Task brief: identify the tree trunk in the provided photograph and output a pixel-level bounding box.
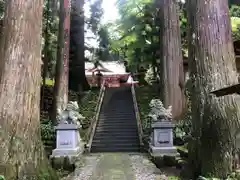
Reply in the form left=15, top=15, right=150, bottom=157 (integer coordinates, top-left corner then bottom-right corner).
left=69, top=0, right=90, bottom=92
left=187, top=0, right=240, bottom=178
left=41, top=0, right=51, bottom=110
left=159, top=0, right=185, bottom=119
left=52, top=0, right=71, bottom=123
left=0, top=0, right=53, bottom=179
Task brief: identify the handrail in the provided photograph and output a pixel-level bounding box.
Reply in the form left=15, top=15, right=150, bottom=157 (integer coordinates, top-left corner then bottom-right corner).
left=131, top=83, right=144, bottom=149
left=85, top=80, right=106, bottom=152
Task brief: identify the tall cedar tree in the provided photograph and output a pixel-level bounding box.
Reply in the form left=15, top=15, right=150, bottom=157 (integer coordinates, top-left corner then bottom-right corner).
left=52, top=0, right=71, bottom=123
left=0, top=0, right=55, bottom=179
left=158, top=0, right=185, bottom=119
left=69, top=0, right=90, bottom=92
left=187, top=0, right=240, bottom=178
left=41, top=0, right=51, bottom=110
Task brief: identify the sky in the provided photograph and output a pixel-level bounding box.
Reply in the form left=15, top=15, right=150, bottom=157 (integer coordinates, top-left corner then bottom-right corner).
left=84, top=0, right=119, bottom=53
left=102, top=0, right=119, bottom=24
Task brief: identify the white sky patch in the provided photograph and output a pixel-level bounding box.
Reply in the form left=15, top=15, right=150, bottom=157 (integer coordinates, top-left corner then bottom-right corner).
left=102, top=0, right=119, bottom=24
left=84, top=0, right=119, bottom=53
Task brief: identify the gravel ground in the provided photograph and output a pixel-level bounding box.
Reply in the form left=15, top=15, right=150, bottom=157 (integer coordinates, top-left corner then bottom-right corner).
left=89, top=153, right=135, bottom=180
left=61, top=154, right=101, bottom=180
left=129, top=154, right=167, bottom=180
left=61, top=153, right=170, bottom=180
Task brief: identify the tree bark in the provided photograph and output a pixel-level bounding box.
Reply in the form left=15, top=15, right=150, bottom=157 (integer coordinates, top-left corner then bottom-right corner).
left=187, top=0, right=240, bottom=178
left=0, top=0, right=52, bottom=179
left=69, top=0, right=90, bottom=92
left=158, top=0, right=185, bottom=119
left=52, top=0, right=71, bottom=123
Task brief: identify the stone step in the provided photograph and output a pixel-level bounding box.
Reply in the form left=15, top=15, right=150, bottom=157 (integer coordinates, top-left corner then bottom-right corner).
left=97, top=122, right=137, bottom=127
left=95, top=128, right=138, bottom=133
left=92, top=138, right=139, bottom=144
left=91, top=143, right=140, bottom=149
left=97, top=121, right=137, bottom=125
left=96, top=122, right=137, bottom=126
left=98, top=119, right=136, bottom=123
left=98, top=116, right=136, bottom=120
left=101, top=107, right=135, bottom=111
left=99, top=112, right=135, bottom=116
left=91, top=142, right=140, bottom=148
left=91, top=86, right=140, bottom=153
left=94, top=131, right=138, bottom=137
left=91, top=145, right=140, bottom=153
left=93, top=132, right=138, bottom=138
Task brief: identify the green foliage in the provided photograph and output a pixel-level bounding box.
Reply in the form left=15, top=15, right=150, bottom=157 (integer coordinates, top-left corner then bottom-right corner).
left=144, top=66, right=158, bottom=85
left=35, top=161, right=59, bottom=180
left=135, top=85, right=159, bottom=144
left=230, top=5, right=240, bottom=17
left=231, top=17, right=240, bottom=40
left=173, top=119, right=192, bottom=145
left=167, top=176, right=180, bottom=180
left=41, top=78, right=54, bottom=86
left=40, top=112, right=55, bottom=157
left=196, top=171, right=240, bottom=180
left=42, top=0, right=58, bottom=78
left=87, top=0, right=113, bottom=62
left=110, top=0, right=160, bottom=72
left=108, top=1, right=240, bottom=72
left=89, top=0, right=104, bottom=35
left=173, top=80, right=192, bottom=145
left=79, top=89, right=99, bottom=140
left=40, top=118, right=55, bottom=142
left=0, top=175, right=5, bottom=180
left=0, top=0, right=4, bottom=19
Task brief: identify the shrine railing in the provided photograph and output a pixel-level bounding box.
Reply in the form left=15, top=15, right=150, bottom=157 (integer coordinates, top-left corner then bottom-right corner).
left=131, top=83, right=144, bottom=150
left=85, top=80, right=106, bottom=152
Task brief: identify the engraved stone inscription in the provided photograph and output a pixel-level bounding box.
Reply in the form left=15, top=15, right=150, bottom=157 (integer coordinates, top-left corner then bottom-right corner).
left=60, top=141, right=72, bottom=146
left=158, top=132, right=170, bottom=144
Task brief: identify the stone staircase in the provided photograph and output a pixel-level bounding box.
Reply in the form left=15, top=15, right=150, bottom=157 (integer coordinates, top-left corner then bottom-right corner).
left=90, top=86, right=140, bottom=152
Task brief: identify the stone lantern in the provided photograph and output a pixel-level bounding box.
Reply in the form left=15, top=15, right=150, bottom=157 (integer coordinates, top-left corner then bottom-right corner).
left=51, top=101, right=84, bottom=159
left=148, top=99, right=179, bottom=157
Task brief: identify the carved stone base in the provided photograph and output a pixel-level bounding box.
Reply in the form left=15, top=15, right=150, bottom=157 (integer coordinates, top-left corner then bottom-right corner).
left=52, top=146, right=81, bottom=157
left=149, top=145, right=179, bottom=157
left=51, top=123, right=83, bottom=159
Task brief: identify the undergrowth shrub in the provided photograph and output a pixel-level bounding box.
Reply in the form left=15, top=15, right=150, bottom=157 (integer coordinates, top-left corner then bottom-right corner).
left=40, top=112, right=55, bottom=157
left=135, top=85, right=159, bottom=148
left=173, top=80, right=192, bottom=146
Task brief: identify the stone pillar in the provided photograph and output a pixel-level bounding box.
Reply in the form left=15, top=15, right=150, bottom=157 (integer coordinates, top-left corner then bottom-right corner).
left=149, top=119, right=179, bottom=157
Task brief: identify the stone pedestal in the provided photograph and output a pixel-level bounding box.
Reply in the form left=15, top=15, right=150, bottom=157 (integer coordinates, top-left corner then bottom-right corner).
left=51, top=124, right=83, bottom=159
left=149, top=121, right=179, bottom=157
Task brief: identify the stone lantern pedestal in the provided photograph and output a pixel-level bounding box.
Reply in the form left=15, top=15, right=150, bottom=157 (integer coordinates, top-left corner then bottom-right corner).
left=51, top=124, right=83, bottom=158
left=149, top=120, right=179, bottom=157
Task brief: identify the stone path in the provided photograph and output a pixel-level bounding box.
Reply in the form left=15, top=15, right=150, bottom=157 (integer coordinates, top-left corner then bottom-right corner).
left=62, top=153, right=170, bottom=180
